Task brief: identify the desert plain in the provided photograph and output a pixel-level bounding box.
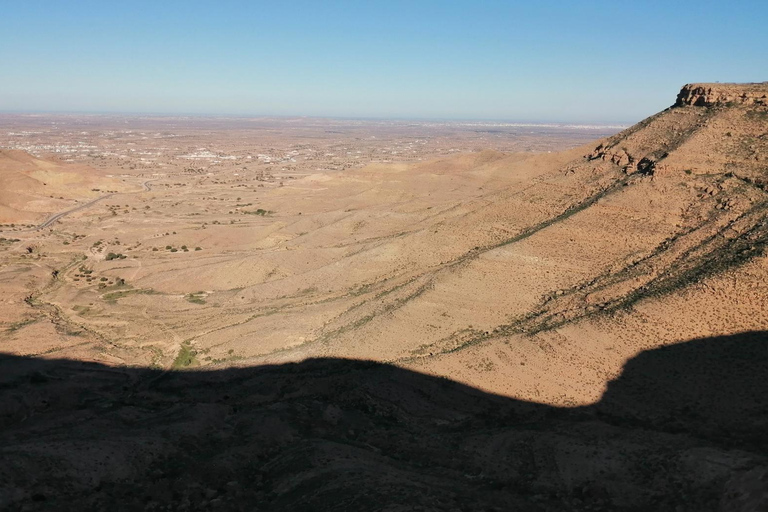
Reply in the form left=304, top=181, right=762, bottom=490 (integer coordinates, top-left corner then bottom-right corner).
left=0, top=114, right=641, bottom=400
left=1, top=93, right=765, bottom=404
left=1, top=84, right=767, bottom=510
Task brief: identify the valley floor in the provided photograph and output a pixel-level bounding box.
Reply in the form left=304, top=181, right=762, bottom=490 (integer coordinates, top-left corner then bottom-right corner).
left=1, top=103, right=767, bottom=408
left=1, top=94, right=767, bottom=509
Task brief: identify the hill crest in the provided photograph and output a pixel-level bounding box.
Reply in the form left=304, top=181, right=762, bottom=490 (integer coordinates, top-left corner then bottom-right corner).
left=675, top=81, right=768, bottom=107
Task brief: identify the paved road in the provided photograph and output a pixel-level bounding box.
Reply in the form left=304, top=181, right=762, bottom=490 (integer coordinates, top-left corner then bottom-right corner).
left=35, top=193, right=115, bottom=230
left=33, top=179, right=156, bottom=231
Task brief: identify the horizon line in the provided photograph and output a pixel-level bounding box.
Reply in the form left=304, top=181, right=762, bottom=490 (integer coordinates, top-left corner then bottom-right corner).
left=0, top=109, right=633, bottom=129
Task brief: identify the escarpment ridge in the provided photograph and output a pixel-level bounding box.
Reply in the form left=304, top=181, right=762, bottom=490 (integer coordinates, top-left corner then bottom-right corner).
left=676, top=82, right=768, bottom=107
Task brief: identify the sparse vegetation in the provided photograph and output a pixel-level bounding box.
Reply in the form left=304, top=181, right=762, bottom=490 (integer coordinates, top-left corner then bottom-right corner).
left=185, top=291, right=207, bottom=305
left=243, top=208, right=274, bottom=216
left=102, top=288, right=156, bottom=304
left=5, top=317, right=39, bottom=333
left=171, top=342, right=198, bottom=369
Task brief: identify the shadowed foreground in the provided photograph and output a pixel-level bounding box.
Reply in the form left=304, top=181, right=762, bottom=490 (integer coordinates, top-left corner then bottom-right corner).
left=1, top=332, right=767, bottom=511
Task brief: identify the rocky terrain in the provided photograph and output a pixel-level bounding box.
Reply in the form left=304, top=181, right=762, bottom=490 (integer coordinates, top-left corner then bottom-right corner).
left=676, top=82, right=768, bottom=107
left=1, top=83, right=767, bottom=510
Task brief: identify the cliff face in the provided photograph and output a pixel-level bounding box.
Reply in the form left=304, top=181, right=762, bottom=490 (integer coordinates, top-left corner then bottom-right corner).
left=586, top=81, right=768, bottom=181
left=675, top=82, right=768, bottom=106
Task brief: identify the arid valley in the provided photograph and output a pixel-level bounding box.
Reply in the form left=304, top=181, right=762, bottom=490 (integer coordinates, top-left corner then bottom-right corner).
left=1, top=84, right=767, bottom=510
left=0, top=114, right=626, bottom=383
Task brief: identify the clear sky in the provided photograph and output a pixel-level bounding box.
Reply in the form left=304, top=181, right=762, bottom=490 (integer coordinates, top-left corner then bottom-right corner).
left=1, top=0, right=766, bottom=123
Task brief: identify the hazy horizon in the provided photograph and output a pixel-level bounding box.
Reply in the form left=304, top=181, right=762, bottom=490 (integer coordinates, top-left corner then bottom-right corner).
left=0, top=109, right=631, bottom=128
left=2, top=1, right=766, bottom=123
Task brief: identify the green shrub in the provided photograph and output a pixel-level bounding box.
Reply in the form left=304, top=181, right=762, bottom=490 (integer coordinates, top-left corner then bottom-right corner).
left=172, top=343, right=197, bottom=369
left=185, top=292, right=206, bottom=305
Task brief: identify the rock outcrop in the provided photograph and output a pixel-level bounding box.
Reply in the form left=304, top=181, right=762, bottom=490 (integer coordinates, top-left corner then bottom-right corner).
left=675, top=82, right=768, bottom=107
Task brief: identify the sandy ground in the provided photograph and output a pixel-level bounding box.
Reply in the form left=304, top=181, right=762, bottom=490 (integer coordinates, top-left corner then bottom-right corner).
left=0, top=99, right=766, bottom=409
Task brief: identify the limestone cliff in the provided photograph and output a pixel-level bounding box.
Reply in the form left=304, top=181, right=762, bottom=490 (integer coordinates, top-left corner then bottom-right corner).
left=675, top=82, right=768, bottom=107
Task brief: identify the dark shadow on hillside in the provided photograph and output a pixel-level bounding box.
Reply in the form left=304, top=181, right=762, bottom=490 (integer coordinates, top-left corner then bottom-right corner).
left=1, top=331, right=766, bottom=511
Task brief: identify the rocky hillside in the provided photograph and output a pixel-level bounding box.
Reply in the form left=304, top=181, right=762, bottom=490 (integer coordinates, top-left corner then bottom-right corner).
left=402, top=81, right=768, bottom=405
left=508, top=81, right=768, bottom=334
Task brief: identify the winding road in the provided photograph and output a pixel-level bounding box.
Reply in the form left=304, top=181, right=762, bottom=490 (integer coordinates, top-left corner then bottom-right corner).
left=33, top=179, right=156, bottom=231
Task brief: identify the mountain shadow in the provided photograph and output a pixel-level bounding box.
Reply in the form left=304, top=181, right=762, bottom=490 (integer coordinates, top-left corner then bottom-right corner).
left=1, top=331, right=766, bottom=511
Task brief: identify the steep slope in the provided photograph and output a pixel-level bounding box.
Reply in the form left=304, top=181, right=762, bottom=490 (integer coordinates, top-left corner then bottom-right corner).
left=404, top=83, right=768, bottom=400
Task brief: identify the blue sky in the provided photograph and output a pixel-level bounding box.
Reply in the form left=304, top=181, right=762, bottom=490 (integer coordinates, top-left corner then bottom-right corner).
left=1, top=0, right=766, bottom=123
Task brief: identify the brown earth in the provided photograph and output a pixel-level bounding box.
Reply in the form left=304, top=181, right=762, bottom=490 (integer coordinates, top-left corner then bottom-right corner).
left=1, top=83, right=767, bottom=510
left=0, top=149, right=130, bottom=224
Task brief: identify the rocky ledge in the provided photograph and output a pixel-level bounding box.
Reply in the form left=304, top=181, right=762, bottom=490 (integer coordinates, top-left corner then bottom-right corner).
left=675, top=82, right=768, bottom=107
